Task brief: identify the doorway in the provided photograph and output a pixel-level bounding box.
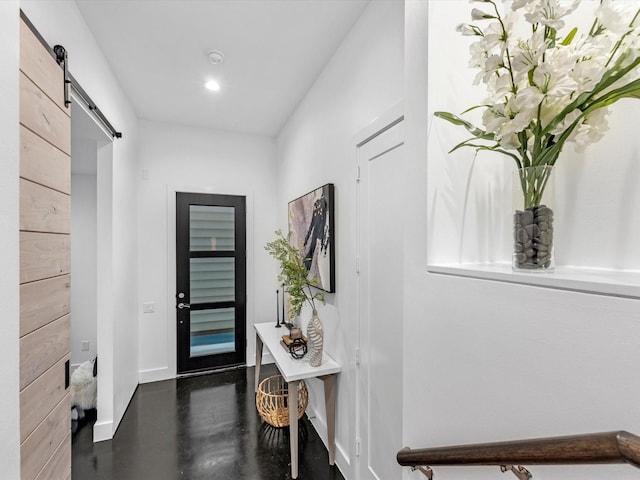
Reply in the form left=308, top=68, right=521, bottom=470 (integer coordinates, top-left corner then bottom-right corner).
left=70, top=97, right=106, bottom=371
left=176, top=192, right=247, bottom=373
left=70, top=93, right=113, bottom=444
left=356, top=112, right=404, bottom=480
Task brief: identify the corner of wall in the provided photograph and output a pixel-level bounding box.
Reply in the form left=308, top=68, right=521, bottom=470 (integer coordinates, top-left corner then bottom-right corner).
left=0, top=1, right=22, bottom=475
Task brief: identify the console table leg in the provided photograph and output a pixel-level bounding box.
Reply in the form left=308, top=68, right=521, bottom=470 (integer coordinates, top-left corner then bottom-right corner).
left=321, top=374, right=337, bottom=465
left=289, top=380, right=300, bottom=479
left=254, top=334, right=263, bottom=393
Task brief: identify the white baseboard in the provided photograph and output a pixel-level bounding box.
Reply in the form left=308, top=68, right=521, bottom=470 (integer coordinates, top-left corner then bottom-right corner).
left=335, top=440, right=350, bottom=475
left=139, top=358, right=273, bottom=384
left=261, top=351, right=274, bottom=365
left=307, top=405, right=351, bottom=476
left=138, top=366, right=172, bottom=384
left=92, top=420, right=113, bottom=442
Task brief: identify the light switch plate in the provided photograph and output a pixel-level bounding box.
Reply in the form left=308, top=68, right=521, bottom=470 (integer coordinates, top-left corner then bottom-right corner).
left=143, top=302, right=155, bottom=313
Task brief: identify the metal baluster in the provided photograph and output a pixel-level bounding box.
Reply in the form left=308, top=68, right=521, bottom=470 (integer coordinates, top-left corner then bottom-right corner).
left=501, top=465, right=533, bottom=480
left=411, top=465, right=434, bottom=479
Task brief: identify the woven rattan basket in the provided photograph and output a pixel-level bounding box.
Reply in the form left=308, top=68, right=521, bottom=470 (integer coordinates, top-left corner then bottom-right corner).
left=256, top=375, right=308, bottom=428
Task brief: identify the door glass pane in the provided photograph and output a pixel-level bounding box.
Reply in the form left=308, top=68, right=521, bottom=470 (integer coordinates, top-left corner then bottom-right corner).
left=190, top=258, right=235, bottom=303
left=190, top=205, right=235, bottom=251
left=190, top=308, right=235, bottom=357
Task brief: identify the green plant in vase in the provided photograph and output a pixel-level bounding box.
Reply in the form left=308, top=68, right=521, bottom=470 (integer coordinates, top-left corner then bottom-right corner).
left=265, top=230, right=325, bottom=320
left=266, top=230, right=327, bottom=366
left=435, top=0, right=640, bottom=270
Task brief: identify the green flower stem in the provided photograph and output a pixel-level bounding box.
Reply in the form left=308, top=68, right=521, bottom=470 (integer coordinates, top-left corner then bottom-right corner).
left=604, top=8, right=639, bottom=68
left=519, top=166, right=553, bottom=209
left=488, top=0, right=516, bottom=91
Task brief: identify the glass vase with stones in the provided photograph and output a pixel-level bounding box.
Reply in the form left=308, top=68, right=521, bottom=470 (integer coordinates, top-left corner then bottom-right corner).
left=513, top=165, right=555, bottom=272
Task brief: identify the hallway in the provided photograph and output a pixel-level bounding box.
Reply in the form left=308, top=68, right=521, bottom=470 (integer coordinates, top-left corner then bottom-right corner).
left=72, top=365, right=344, bottom=480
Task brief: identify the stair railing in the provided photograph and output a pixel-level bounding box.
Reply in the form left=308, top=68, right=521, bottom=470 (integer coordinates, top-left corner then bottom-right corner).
left=397, top=430, right=640, bottom=479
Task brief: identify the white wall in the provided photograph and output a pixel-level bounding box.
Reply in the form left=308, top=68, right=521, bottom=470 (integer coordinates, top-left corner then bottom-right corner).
left=0, top=1, right=21, bottom=475
left=402, top=2, right=640, bottom=480
left=71, top=172, right=98, bottom=367
left=21, top=0, right=140, bottom=441
left=136, top=119, right=277, bottom=382
left=276, top=1, right=404, bottom=477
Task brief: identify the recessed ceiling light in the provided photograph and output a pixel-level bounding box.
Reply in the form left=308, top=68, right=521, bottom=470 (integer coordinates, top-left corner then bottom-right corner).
left=205, top=79, right=221, bottom=92
left=208, top=51, right=224, bottom=65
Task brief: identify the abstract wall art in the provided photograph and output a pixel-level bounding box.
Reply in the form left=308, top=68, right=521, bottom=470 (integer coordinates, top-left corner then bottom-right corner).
left=288, top=183, right=335, bottom=293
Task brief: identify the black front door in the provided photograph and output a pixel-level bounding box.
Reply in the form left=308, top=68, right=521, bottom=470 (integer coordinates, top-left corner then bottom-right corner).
left=176, top=192, right=246, bottom=373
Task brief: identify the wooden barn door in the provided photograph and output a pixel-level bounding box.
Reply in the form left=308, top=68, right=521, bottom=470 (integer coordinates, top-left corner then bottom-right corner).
left=19, top=14, right=72, bottom=480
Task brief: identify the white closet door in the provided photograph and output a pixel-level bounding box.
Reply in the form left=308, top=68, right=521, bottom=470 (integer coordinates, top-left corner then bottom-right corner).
left=357, top=118, right=404, bottom=480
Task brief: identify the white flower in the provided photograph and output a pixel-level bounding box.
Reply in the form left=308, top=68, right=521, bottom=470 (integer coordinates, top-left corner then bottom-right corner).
left=439, top=0, right=640, bottom=177
left=468, top=40, right=486, bottom=66
left=571, top=56, right=607, bottom=94
left=571, top=109, right=610, bottom=152
left=514, top=86, right=545, bottom=112
left=471, top=8, right=494, bottom=20
left=481, top=20, right=507, bottom=51
left=489, top=72, right=513, bottom=97
left=532, top=54, right=578, bottom=97
left=511, top=30, right=548, bottom=76
left=501, top=132, right=522, bottom=149
left=539, top=96, right=569, bottom=130
left=508, top=108, right=535, bottom=134
left=482, top=104, right=507, bottom=134
left=549, top=109, right=581, bottom=136
left=594, top=0, right=637, bottom=37
left=523, top=0, right=581, bottom=30
left=482, top=54, right=503, bottom=81
left=456, top=23, right=483, bottom=36
left=512, top=0, right=534, bottom=11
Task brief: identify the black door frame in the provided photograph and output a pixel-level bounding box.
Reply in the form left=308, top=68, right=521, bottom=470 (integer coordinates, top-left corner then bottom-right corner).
left=176, top=192, right=246, bottom=373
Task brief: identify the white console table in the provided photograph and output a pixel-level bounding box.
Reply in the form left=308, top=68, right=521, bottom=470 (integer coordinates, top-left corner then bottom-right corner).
left=254, top=322, right=341, bottom=479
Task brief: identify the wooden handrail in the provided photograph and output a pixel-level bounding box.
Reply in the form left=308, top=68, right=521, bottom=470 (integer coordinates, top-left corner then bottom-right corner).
left=397, top=431, right=640, bottom=470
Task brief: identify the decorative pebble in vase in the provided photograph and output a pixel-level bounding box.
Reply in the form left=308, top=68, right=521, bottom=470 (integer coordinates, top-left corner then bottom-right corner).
left=307, top=309, right=323, bottom=367
left=513, top=165, right=555, bottom=272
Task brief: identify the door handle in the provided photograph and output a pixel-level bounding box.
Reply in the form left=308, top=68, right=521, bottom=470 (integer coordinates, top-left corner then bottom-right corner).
left=177, top=303, right=191, bottom=310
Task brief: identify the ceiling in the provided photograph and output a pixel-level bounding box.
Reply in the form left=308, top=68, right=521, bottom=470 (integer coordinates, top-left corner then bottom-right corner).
left=75, top=0, right=371, bottom=137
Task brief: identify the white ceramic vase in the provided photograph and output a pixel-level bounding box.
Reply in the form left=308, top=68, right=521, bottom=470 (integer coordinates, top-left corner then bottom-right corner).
left=306, top=309, right=323, bottom=367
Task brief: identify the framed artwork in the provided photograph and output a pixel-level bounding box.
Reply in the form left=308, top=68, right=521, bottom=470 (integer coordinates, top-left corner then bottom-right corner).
left=288, top=183, right=335, bottom=293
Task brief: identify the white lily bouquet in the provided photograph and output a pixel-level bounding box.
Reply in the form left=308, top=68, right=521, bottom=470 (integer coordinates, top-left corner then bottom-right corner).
left=436, top=0, right=640, bottom=270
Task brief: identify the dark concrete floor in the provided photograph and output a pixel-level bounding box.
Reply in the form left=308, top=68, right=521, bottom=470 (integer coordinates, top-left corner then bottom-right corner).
left=72, top=365, right=345, bottom=480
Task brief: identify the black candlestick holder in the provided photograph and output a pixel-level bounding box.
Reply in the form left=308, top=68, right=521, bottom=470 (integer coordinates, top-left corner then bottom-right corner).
left=275, top=289, right=282, bottom=328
